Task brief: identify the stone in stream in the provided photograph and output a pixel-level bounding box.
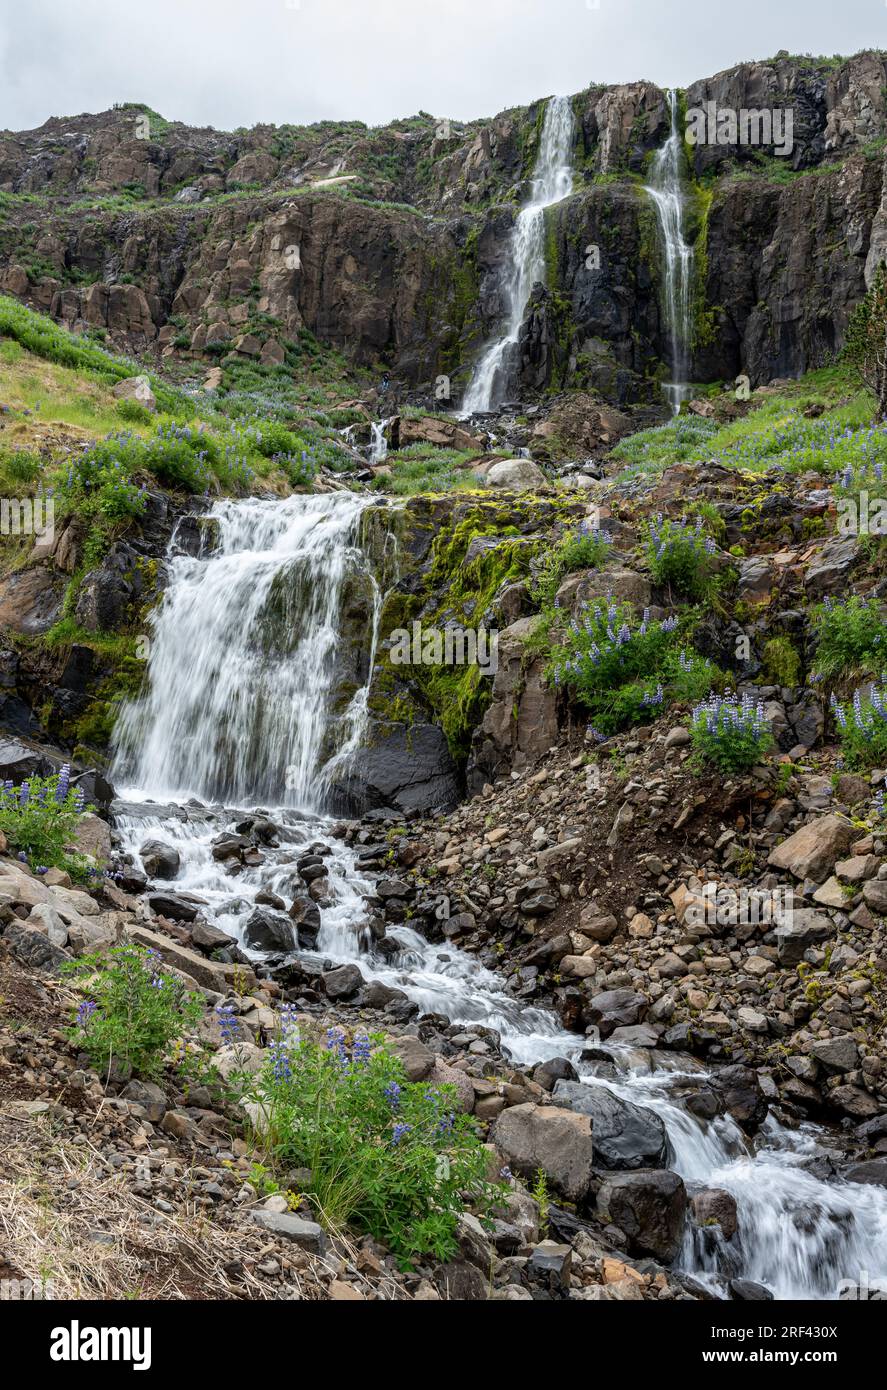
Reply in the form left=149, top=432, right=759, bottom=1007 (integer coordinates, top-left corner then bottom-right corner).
left=552, top=1081, right=670, bottom=1170
left=287, top=894, right=321, bottom=948
left=139, top=839, right=181, bottom=879
left=596, top=1170, right=687, bottom=1261
left=585, top=988, right=648, bottom=1039
left=243, top=908, right=296, bottom=953
left=147, top=891, right=200, bottom=922
left=322, top=962, right=364, bottom=1000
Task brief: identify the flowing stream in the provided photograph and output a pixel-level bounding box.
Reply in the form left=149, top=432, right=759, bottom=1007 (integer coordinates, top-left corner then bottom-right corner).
left=645, top=89, right=695, bottom=415
left=111, top=491, right=887, bottom=1301
left=461, top=95, right=574, bottom=415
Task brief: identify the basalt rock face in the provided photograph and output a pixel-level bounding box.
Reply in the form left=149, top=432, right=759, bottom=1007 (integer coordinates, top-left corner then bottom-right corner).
left=3, top=54, right=887, bottom=400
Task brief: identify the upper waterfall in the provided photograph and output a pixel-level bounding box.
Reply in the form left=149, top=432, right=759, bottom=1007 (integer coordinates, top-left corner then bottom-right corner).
left=111, top=492, right=380, bottom=811
left=645, top=89, right=695, bottom=414
left=461, top=95, right=575, bottom=415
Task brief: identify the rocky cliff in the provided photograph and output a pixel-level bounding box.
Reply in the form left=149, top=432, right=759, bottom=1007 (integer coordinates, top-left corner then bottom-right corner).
left=2, top=50, right=887, bottom=402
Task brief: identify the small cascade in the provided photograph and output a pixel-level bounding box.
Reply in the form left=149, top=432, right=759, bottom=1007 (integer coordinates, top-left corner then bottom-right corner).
left=462, top=95, right=575, bottom=415
left=368, top=419, right=390, bottom=464
left=645, top=89, right=695, bottom=414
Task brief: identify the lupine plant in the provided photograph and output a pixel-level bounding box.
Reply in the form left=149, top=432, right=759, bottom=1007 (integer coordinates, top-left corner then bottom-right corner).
left=644, top=514, right=718, bottom=598
left=251, top=1027, right=502, bottom=1265
left=809, top=595, right=887, bottom=683
left=830, top=684, right=887, bottom=769
left=548, top=597, right=721, bottom=732
left=690, top=691, right=774, bottom=773
left=66, top=944, right=204, bottom=1079
left=0, top=766, right=96, bottom=876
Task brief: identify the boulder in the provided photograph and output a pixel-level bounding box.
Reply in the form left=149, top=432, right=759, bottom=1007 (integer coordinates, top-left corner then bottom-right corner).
left=552, top=1081, right=670, bottom=1169
left=490, top=1103, right=596, bottom=1203
left=111, top=374, right=157, bottom=411
left=767, top=814, right=853, bottom=882
left=139, top=839, right=181, bottom=880
left=596, top=1169, right=687, bottom=1261
left=485, top=458, right=546, bottom=490
left=322, top=963, right=363, bottom=1000
left=774, top=908, right=834, bottom=965
left=586, top=988, right=647, bottom=1038
left=243, top=908, right=296, bottom=953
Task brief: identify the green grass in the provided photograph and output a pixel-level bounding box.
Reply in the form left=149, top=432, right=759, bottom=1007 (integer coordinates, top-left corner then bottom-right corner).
left=374, top=443, right=490, bottom=496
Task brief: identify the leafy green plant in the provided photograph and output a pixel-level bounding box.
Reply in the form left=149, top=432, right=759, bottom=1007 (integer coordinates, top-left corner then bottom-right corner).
left=0, top=767, right=97, bottom=877
left=66, top=944, right=204, bottom=1079
left=531, top=1168, right=549, bottom=1236
left=253, top=1027, right=502, bottom=1265
left=690, top=692, right=774, bottom=773
left=645, top=514, right=717, bottom=599
left=830, top=684, right=887, bottom=770
left=810, top=595, right=887, bottom=682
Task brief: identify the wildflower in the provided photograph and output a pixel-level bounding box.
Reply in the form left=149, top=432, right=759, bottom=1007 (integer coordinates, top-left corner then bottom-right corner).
left=268, top=1040, right=292, bottom=1083
left=215, top=1002, right=241, bottom=1043
left=391, top=1122, right=411, bottom=1145
left=76, top=999, right=97, bottom=1027
left=384, top=1081, right=402, bottom=1110
left=352, top=1032, right=372, bottom=1066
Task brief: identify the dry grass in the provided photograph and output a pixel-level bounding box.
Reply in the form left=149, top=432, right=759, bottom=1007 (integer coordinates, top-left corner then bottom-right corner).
left=0, top=1114, right=301, bottom=1300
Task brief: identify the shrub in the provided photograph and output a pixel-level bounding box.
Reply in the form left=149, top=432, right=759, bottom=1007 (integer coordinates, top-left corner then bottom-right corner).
left=0, top=766, right=97, bottom=876
left=811, top=595, right=887, bottom=683
left=549, top=600, right=679, bottom=704
left=115, top=398, right=152, bottom=425
left=555, top=519, right=613, bottom=575
left=842, top=260, right=887, bottom=421
left=66, top=944, right=204, bottom=1080
left=645, top=514, right=717, bottom=598
left=59, top=435, right=147, bottom=525
left=253, top=1027, right=501, bottom=1265
left=830, top=684, right=887, bottom=769
left=690, top=691, right=774, bottom=773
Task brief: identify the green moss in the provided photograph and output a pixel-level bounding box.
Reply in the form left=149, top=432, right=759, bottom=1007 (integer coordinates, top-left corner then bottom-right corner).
left=762, top=636, right=802, bottom=688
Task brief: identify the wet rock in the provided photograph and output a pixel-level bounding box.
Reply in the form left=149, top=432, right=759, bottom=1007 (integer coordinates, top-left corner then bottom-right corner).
left=596, top=1170, right=687, bottom=1262
left=147, top=891, right=199, bottom=922
left=323, top=963, right=364, bottom=1000
left=552, top=1081, right=670, bottom=1169
left=244, top=908, right=296, bottom=953
left=586, top=988, right=648, bottom=1039
left=139, top=839, right=181, bottom=880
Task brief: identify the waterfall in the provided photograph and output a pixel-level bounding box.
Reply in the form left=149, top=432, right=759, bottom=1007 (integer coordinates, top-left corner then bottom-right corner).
left=368, top=419, right=389, bottom=464
left=461, top=95, right=574, bottom=415
left=645, top=89, right=695, bottom=414
left=109, top=485, right=887, bottom=1302
left=112, top=492, right=380, bottom=812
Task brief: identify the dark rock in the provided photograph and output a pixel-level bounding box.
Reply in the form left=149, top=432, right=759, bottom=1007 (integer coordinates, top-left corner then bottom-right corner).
left=243, top=909, right=296, bottom=953
left=596, top=1169, right=687, bottom=1261
left=139, top=839, right=181, bottom=880
left=323, top=963, right=363, bottom=1000
left=552, top=1081, right=670, bottom=1170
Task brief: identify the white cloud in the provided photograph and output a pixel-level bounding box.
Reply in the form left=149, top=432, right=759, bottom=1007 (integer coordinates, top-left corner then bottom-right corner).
left=0, top=0, right=881, bottom=133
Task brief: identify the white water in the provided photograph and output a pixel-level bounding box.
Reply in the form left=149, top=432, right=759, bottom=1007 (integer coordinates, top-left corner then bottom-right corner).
left=369, top=420, right=389, bottom=464
left=645, top=90, right=694, bottom=415
left=461, top=96, right=574, bottom=415
left=112, top=492, right=380, bottom=811
left=112, top=491, right=887, bottom=1301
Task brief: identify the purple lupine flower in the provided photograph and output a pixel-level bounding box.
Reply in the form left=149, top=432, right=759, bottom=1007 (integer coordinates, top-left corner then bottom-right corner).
left=384, top=1081, right=402, bottom=1110
left=215, top=1002, right=241, bottom=1043
left=391, top=1122, right=412, bottom=1145
left=76, top=999, right=97, bottom=1027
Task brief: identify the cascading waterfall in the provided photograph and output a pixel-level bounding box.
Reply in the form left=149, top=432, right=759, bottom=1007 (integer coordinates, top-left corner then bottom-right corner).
left=112, top=491, right=380, bottom=811
left=461, top=95, right=574, bottom=415
left=368, top=419, right=390, bottom=464
left=645, top=89, right=695, bottom=415
left=111, top=487, right=887, bottom=1301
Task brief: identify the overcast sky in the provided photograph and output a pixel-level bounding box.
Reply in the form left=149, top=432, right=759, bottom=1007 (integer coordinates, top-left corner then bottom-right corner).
left=1, top=0, right=885, bottom=133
